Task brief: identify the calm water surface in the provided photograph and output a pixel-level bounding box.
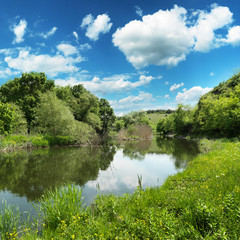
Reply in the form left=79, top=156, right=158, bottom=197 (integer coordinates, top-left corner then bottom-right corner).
left=0, top=137, right=199, bottom=216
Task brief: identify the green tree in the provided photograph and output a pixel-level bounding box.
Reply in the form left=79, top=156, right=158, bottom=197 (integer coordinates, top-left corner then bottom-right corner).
left=0, top=102, right=27, bottom=135
left=55, top=85, right=101, bottom=131
left=34, top=92, right=76, bottom=137
left=99, top=98, right=115, bottom=135
left=0, top=72, right=55, bottom=131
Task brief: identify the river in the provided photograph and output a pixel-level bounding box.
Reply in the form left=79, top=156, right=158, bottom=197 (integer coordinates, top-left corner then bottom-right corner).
left=0, top=137, right=199, bottom=217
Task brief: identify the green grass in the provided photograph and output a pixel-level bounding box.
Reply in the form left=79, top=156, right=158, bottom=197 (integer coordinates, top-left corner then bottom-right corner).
left=147, top=113, right=170, bottom=133
left=2, top=140, right=240, bottom=239
left=0, top=201, right=21, bottom=239
left=0, top=134, right=79, bottom=151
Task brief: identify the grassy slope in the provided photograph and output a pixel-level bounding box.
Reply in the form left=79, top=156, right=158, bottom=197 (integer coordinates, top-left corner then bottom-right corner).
left=147, top=113, right=170, bottom=133
left=16, top=139, right=240, bottom=240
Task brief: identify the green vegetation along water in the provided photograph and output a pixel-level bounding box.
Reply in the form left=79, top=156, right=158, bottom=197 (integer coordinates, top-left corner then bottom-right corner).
left=0, top=137, right=199, bottom=217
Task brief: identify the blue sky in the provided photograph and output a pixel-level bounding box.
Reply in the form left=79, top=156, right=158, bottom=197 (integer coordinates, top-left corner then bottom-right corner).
left=0, top=0, right=240, bottom=115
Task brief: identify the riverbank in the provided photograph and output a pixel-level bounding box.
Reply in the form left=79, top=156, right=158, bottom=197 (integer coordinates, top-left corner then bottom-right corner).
left=1, top=139, right=239, bottom=239
left=0, top=134, right=101, bottom=152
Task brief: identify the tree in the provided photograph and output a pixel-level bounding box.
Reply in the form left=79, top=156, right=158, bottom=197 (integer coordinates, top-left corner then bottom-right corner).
left=55, top=85, right=101, bottom=131
left=0, top=72, right=55, bottom=131
left=35, top=92, right=76, bottom=137
left=0, top=102, right=27, bottom=135
left=99, top=98, right=115, bottom=135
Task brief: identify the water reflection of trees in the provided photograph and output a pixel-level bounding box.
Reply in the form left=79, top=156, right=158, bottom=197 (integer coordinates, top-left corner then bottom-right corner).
left=119, top=137, right=200, bottom=168
left=0, top=145, right=115, bottom=201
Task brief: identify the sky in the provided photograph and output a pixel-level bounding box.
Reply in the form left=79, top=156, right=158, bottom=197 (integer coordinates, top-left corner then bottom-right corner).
left=0, top=0, right=240, bottom=115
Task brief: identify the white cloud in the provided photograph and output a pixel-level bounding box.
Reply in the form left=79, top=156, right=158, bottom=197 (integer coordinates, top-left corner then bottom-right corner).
left=55, top=75, right=153, bottom=94
left=57, top=43, right=78, bottom=56
left=119, top=91, right=154, bottom=104
left=135, top=6, right=143, bottom=17
left=113, top=4, right=237, bottom=68
left=176, top=86, right=212, bottom=103
left=224, top=25, right=240, bottom=46
left=164, top=94, right=170, bottom=99
left=0, top=67, right=20, bottom=79
left=81, top=14, right=112, bottom=41
left=192, top=5, right=233, bottom=52
left=113, top=5, right=194, bottom=68
left=109, top=91, right=155, bottom=113
left=40, top=27, right=57, bottom=39
left=79, top=43, right=92, bottom=51
left=4, top=49, right=82, bottom=77
left=170, top=82, right=184, bottom=91
left=11, top=19, right=27, bottom=44
left=81, top=14, right=94, bottom=28
left=210, top=72, right=215, bottom=77
left=73, top=31, right=79, bottom=42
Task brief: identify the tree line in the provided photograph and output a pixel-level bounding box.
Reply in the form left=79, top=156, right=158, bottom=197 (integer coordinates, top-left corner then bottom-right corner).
left=157, top=72, right=240, bottom=138
left=0, top=72, right=115, bottom=144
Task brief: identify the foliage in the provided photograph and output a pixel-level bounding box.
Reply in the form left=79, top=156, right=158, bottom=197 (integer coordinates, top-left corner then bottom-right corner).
left=194, top=79, right=240, bottom=137
left=157, top=72, right=240, bottom=138
left=118, top=124, right=152, bottom=140
left=0, top=102, right=27, bottom=135
left=34, top=92, right=77, bottom=137
left=99, top=98, right=115, bottom=135
left=122, top=111, right=149, bottom=128
left=0, top=72, right=55, bottom=130
left=55, top=85, right=102, bottom=132
left=156, top=104, right=193, bottom=135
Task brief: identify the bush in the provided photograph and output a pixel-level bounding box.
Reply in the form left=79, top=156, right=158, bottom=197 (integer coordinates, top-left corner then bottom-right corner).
left=118, top=124, right=152, bottom=140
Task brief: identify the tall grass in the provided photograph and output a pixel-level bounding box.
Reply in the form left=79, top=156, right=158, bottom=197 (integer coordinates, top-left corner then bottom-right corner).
left=35, top=184, right=84, bottom=230
left=0, top=201, right=21, bottom=239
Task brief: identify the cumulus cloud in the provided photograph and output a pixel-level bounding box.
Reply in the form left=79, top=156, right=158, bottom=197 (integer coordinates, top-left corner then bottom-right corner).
left=11, top=19, right=27, bottom=44
left=55, top=75, right=153, bottom=95
left=192, top=6, right=233, bottom=52
left=113, top=4, right=237, bottom=68
left=4, top=49, right=82, bottom=77
left=40, top=26, right=57, bottom=39
left=109, top=91, right=155, bottom=113
left=176, top=86, right=212, bottom=103
left=224, top=26, right=240, bottom=46
left=113, top=5, right=193, bottom=68
left=81, top=13, right=112, bottom=41
left=57, top=43, right=78, bottom=56
left=164, top=94, right=170, bottom=99
left=170, top=82, right=184, bottom=91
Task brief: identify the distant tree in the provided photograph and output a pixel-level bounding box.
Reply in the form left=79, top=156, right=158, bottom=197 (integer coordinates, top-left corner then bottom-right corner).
left=0, top=72, right=55, bottom=131
left=99, top=98, right=115, bottom=135
left=122, top=111, right=149, bottom=128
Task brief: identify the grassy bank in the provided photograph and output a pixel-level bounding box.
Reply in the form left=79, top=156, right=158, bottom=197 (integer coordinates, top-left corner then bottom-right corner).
left=1, top=140, right=240, bottom=239
left=0, top=134, right=96, bottom=151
